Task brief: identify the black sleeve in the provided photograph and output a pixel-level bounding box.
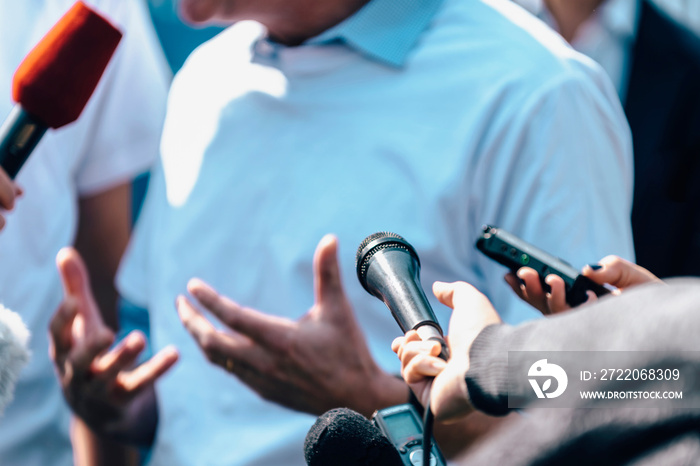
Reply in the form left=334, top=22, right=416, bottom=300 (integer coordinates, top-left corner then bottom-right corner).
left=464, top=278, right=700, bottom=415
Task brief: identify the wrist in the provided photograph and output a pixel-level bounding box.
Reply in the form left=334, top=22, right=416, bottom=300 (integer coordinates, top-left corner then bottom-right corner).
left=432, top=357, right=472, bottom=421
left=357, top=370, right=409, bottom=418
left=81, top=387, right=158, bottom=447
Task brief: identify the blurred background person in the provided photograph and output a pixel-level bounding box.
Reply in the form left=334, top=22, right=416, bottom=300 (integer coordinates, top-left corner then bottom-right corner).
left=512, top=0, right=700, bottom=279
left=0, top=0, right=168, bottom=465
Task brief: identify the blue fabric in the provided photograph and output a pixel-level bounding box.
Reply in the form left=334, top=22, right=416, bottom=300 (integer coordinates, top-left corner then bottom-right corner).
left=253, top=0, right=443, bottom=67
left=309, top=0, right=444, bottom=66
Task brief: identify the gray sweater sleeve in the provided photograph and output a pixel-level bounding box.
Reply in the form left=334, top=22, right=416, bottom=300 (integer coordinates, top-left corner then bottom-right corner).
left=465, top=278, right=700, bottom=415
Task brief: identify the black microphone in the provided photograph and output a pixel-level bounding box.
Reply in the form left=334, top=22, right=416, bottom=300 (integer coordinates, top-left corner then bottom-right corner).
left=304, top=408, right=403, bottom=466
left=356, top=232, right=448, bottom=359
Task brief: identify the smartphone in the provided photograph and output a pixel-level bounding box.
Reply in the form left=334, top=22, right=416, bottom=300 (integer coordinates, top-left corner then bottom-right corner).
left=475, top=225, right=610, bottom=306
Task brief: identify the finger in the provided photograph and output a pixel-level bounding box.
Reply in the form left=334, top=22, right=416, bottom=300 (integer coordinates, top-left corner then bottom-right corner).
left=544, top=275, right=568, bottom=314
left=517, top=268, right=547, bottom=313
left=116, top=346, right=179, bottom=394
left=404, top=329, right=421, bottom=343
left=49, top=297, right=80, bottom=366
left=177, top=295, right=251, bottom=364
left=57, top=247, right=91, bottom=297
left=186, top=281, right=289, bottom=347
left=177, top=294, right=220, bottom=346
left=312, top=234, right=346, bottom=308
left=0, top=215, right=5, bottom=231
left=56, top=248, right=103, bottom=332
left=504, top=272, right=526, bottom=301
left=391, top=330, right=422, bottom=354
left=433, top=281, right=501, bottom=337
left=91, top=331, right=147, bottom=382
left=391, top=336, right=405, bottom=354
left=585, top=290, right=599, bottom=304
left=397, top=339, right=442, bottom=366
left=582, top=256, right=659, bottom=290
left=0, top=168, right=17, bottom=210
left=432, top=280, right=483, bottom=310
left=403, top=354, right=446, bottom=384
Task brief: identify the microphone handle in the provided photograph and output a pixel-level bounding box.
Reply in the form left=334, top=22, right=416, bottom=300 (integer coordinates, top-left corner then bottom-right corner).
left=0, top=107, right=48, bottom=179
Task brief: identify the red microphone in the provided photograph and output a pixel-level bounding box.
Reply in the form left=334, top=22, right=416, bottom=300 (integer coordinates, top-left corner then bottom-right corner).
left=0, top=1, right=122, bottom=179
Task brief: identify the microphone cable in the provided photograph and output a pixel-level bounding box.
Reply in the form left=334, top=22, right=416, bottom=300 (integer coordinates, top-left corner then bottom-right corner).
left=423, top=386, right=435, bottom=466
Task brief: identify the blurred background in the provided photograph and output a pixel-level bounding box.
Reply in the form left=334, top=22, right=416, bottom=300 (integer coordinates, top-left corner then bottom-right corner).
left=146, top=0, right=224, bottom=74
left=655, top=0, right=700, bottom=33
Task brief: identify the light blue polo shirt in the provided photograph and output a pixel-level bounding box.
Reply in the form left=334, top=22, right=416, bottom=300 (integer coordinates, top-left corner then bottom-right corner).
left=119, top=0, right=634, bottom=464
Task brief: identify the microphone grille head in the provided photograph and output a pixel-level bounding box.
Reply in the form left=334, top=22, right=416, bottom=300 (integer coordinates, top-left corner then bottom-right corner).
left=12, top=1, right=123, bottom=128
left=304, top=408, right=402, bottom=466
left=355, top=232, right=418, bottom=290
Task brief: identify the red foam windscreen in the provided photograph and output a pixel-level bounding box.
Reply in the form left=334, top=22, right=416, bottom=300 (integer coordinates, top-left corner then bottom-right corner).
left=12, top=1, right=122, bottom=129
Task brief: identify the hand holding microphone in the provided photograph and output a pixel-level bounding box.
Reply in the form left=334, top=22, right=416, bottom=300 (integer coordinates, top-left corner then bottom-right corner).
left=355, top=231, right=502, bottom=421
left=356, top=232, right=455, bottom=465
left=0, top=1, right=122, bottom=230
left=392, top=281, right=501, bottom=421
left=355, top=232, right=449, bottom=360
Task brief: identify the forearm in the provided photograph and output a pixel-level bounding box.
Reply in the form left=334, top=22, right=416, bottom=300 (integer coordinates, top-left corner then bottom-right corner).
left=72, top=418, right=140, bottom=466
left=68, top=373, right=158, bottom=446
left=466, top=279, right=700, bottom=415
left=74, top=183, right=132, bottom=331
left=71, top=384, right=158, bottom=465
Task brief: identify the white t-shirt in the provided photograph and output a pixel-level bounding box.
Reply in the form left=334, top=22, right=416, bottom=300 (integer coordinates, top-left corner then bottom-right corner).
left=0, top=1, right=168, bottom=464
left=118, top=0, right=634, bottom=464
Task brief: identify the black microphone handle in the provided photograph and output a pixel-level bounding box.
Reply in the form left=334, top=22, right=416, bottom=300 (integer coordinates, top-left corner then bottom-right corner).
left=0, top=106, right=48, bottom=179
left=364, top=249, right=450, bottom=360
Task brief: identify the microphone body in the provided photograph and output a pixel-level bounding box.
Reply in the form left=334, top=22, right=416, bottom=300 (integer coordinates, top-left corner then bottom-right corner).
left=356, top=232, right=448, bottom=358
left=0, top=1, right=122, bottom=179
left=0, top=108, right=48, bottom=179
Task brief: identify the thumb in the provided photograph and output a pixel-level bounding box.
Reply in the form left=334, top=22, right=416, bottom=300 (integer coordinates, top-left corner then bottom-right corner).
left=582, top=255, right=660, bottom=290
left=56, top=247, right=103, bottom=330
left=313, top=234, right=347, bottom=309
left=432, top=281, right=501, bottom=329
left=433, top=280, right=487, bottom=310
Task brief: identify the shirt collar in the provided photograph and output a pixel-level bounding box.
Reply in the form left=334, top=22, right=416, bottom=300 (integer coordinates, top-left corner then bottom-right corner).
left=304, top=0, right=444, bottom=68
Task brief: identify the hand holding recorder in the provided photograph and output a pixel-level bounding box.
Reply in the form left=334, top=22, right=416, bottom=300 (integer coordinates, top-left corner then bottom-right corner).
left=477, top=225, right=660, bottom=314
